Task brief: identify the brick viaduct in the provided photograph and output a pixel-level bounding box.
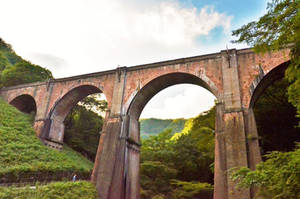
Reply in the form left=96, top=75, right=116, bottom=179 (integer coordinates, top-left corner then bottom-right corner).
left=0, top=48, right=290, bottom=199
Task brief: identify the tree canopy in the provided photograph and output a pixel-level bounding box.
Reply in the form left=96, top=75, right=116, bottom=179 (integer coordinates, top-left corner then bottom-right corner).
left=0, top=38, right=53, bottom=88
left=1, top=61, right=53, bottom=87
left=232, top=0, right=300, bottom=121
left=64, top=94, right=107, bottom=161
left=231, top=1, right=300, bottom=198
left=140, top=107, right=215, bottom=199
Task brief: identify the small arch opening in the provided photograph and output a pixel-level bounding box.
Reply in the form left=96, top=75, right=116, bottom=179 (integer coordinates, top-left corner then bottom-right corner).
left=9, top=94, right=37, bottom=116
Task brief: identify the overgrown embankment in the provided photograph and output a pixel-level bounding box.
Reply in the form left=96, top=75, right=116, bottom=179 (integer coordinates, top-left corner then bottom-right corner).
left=0, top=97, right=93, bottom=184
left=0, top=181, right=99, bottom=199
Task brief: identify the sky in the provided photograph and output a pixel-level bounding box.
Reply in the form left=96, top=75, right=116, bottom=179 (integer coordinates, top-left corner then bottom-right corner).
left=0, top=0, right=268, bottom=119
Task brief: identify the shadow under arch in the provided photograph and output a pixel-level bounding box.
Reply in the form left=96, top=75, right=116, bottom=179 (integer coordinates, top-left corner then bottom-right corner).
left=9, top=94, right=37, bottom=114
left=127, top=72, right=218, bottom=120
left=246, top=60, right=294, bottom=171
left=44, top=85, right=104, bottom=147
left=249, top=61, right=290, bottom=109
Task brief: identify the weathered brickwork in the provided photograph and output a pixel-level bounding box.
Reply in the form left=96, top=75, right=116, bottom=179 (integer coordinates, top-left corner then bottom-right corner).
left=0, top=48, right=290, bottom=199
left=237, top=48, right=290, bottom=108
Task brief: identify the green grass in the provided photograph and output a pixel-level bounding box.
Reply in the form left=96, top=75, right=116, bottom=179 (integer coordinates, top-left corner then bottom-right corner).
left=0, top=181, right=99, bottom=199
left=0, top=97, right=94, bottom=182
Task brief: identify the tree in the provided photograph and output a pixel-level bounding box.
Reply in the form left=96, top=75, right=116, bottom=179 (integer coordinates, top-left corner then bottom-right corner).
left=172, top=127, right=214, bottom=183
left=64, top=94, right=107, bottom=161
left=231, top=146, right=300, bottom=199
left=140, top=107, right=216, bottom=199
left=231, top=1, right=300, bottom=198
left=0, top=52, right=10, bottom=71
left=1, top=60, right=53, bottom=87
left=232, top=0, right=300, bottom=121
left=0, top=38, right=52, bottom=88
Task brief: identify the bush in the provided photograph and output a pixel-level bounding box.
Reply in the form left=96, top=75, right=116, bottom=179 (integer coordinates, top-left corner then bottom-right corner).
left=0, top=181, right=99, bottom=199
left=231, top=145, right=300, bottom=199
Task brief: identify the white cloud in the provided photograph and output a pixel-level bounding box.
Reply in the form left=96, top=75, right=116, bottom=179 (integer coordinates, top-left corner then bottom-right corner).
left=0, top=0, right=230, bottom=119
left=140, top=84, right=216, bottom=119
left=0, top=0, right=232, bottom=78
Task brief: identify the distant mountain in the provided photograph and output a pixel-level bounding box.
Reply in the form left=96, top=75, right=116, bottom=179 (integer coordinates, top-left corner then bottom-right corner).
left=140, top=118, right=186, bottom=139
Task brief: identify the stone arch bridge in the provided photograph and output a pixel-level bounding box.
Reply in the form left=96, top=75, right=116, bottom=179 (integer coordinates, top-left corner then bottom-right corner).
left=0, top=48, right=290, bottom=199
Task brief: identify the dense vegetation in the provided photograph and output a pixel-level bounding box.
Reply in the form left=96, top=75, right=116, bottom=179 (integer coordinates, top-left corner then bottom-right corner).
left=232, top=0, right=300, bottom=122
left=0, top=97, right=93, bottom=183
left=231, top=146, right=300, bottom=199
left=254, top=78, right=300, bottom=155
left=140, top=118, right=186, bottom=139
left=140, top=107, right=215, bottom=199
left=232, top=0, right=300, bottom=198
left=64, top=94, right=107, bottom=161
left=0, top=38, right=52, bottom=88
left=233, top=77, right=300, bottom=198
left=0, top=181, right=99, bottom=199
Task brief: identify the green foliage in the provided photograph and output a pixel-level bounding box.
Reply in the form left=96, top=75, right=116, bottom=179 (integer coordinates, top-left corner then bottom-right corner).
left=254, top=78, right=300, bottom=155
left=232, top=0, right=299, bottom=53
left=233, top=0, right=300, bottom=196
left=232, top=0, right=300, bottom=123
left=170, top=180, right=213, bottom=199
left=231, top=145, right=300, bottom=199
left=140, top=118, right=186, bottom=139
left=0, top=38, right=22, bottom=66
left=232, top=2, right=300, bottom=197
left=79, top=94, right=107, bottom=112
left=140, top=107, right=215, bottom=199
left=0, top=181, right=99, bottom=199
left=286, top=60, right=300, bottom=121
left=1, top=60, right=53, bottom=87
left=172, top=127, right=215, bottom=183
left=0, top=98, right=93, bottom=182
left=141, top=161, right=178, bottom=195
left=0, top=52, right=10, bottom=71
left=141, top=129, right=175, bottom=164
left=0, top=38, right=53, bottom=88
left=64, top=94, right=107, bottom=161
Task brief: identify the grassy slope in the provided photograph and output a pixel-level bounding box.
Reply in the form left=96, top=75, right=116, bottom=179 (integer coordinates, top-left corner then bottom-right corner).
left=0, top=181, right=99, bottom=199
left=0, top=97, right=93, bottom=182
left=140, top=118, right=186, bottom=139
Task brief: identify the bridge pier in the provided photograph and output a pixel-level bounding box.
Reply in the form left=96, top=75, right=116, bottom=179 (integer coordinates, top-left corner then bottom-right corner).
left=91, top=116, right=126, bottom=199
left=37, top=118, right=64, bottom=150
left=214, top=50, right=252, bottom=199
left=91, top=67, right=141, bottom=199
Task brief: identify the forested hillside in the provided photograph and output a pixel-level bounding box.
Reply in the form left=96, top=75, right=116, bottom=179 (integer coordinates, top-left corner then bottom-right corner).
left=0, top=38, right=52, bottom=88
left=140, top=118, right=186, bottom=138
left=140, top=107, right=215, bottom=199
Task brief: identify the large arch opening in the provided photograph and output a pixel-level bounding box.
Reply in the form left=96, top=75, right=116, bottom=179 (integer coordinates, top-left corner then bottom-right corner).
left=250, top=61, right=300, bottom=157
left=46, top=85, right=107, bottom=159
left=9, top=94, right=37, bottom=122
left=127, top=72, right=217, bottom=199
